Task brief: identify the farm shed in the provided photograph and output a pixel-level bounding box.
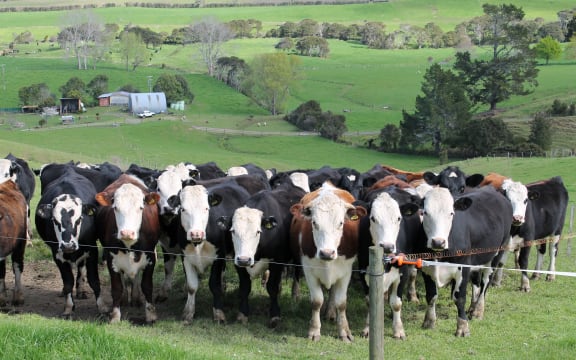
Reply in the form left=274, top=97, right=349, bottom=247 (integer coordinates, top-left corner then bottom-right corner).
left=128, top=92, right=167, bottom=115
left=60, top=98, right=85, bottom=113
left=98, top=91, right=130, bottom=107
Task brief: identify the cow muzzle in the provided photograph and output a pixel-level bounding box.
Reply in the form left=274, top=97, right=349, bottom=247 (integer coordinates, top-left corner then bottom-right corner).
left=119, top=229, right=138, bottom=241
left=235, top=256, right=253, bottom=267
left=512, top=215, right=525, bottom=226
left=430, top=238, right=447, bottom=251
left=188, top=230, right=205, bottom=244
left=60, top=242, right=79, bottom=253
left=380, top=242, right=396, bottom=255
left=318, top=249, right=337, bottom=261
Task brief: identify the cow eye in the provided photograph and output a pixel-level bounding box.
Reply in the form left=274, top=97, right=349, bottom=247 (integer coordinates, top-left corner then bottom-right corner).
left=397, top=216, right=402, bottom=222
left=524, top=199, right=528, bottom=204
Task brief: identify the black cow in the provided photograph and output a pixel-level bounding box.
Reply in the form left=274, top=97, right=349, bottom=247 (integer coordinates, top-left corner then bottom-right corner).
left=498, top=176, right=569, bottom=291
left=423, top=166, right=484, bottom=196
left=419, top=186, right=512, bottom=337
left=37, top=162, right=121, bottom=194
left=351, top=164, right=394, bottom=199
left=357, top=185, right=424, bottom=339
left=35, top=167, right=103, bottom=318
left=194, top=161, right=227, bottom=180
left=217, top=179, right=307, bottom=327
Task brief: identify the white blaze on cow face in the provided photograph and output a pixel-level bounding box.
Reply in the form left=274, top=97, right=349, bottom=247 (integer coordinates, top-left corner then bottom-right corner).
left=112, top=183, right=146, bottom=245
left=501, top=179, right=528, bottom=226
left=369, top=192, right=402, bottom=255
left=422, top=187, right=454, bottom=251
left=51, top=194, right=85, bottom=253
left=179, top=185, right=210, bottom=243
left=0, top=159, right=15, bottom=183
left=230, top=206, right=263, bottom=267
left=156, top=169, right=182, bottom=218
left=302, top=184, right=355, bottom=260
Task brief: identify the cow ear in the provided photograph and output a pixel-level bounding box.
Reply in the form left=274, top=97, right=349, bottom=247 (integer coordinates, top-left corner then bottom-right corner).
left=423, top=171, right=439, bottom=186
left=83, top=204, right=98, bottom=216
left=466, top=174, right=484, bottom=188
left=216, top=216, right=230, bottom=230
left=454, top=197, right=473, bottom=211
left=528, top=190, right=540, bottom=201
left=145, top=192, right=160, bottom=206
left=36, top=204, right=53, bottom=219
left=189, top=169, right=200, bottom=180
left=208, top=193, right=223, bottom=207
left=167, top=195, right=180, bottom=209
left=262, top=216, right=277, bottom=230
left=148, top=178, right=158, bottom=191
left=290, top=203, right=302, bottom=216
left=182, top=179, right=196, bottom=188
left=95, top=192, right=111, bottom=206
left=400, top=203, right=420, bottom=217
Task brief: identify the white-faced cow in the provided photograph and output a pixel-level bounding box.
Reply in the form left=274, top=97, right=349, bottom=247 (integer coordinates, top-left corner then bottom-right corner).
left=289, top=182, right=367, bottom=342
left=0, top=180, right=28, bottom=307
left=35, top=166, right=104, bottom=318
left=503, top=176, right=568, bottom=291
left=219, top=179, right=306, bottom=327
left=174, top=181, right=252, bottom=324
left=95, top=174, right=161, bottom=323
left=419, top=186, right=512, bottom=337
left=357, top=185, right=424, bottom=339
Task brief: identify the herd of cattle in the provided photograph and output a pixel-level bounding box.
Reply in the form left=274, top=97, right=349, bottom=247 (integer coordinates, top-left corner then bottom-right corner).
left=0, top=153, right=569, bottom=340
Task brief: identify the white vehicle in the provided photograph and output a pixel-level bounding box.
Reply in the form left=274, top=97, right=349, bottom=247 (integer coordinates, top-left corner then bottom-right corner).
left=137, top=110, right=155, bottom=118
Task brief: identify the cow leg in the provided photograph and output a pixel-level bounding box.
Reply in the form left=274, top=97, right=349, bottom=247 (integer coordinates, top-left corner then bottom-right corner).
left=407, top=266, right=419, bottom=303
left=141, top=261, right=157, bottom=324
left=236, top=266, right=251, bottom=325
left=156, top=250, right=176, bottom=303
left=209, top=259, right=227, bottom=324
left=421, top=273, right=437, bottom=329
left=55, top=258, right=75, bottom=318
left=532, top=243, right=546, bottom=280
left=453, top=269, right=470, bottom=337
left=11, top=244, right=25, bottom=306
left=389, top=279, right=405, bottom=340
left=75, top=261, right=88, bottom=300
left=546, top=235, right=560, bottom=281
left=266, top=263, right=283, bottom=328
left=468, top=267, right=491, bottom=320
left=291, top=266, right=301, bottom=301
left=518, top=246, right=531, bottom=292
left=323, top=287, right=337, bottom=322
left=491, top=251, right=509, bottom=287
left=333, top=277, right=353, bottom=343
left=86, top=248, right=105, bottom=314
left=306, top=275, right=324, bottom=341
left=108, top=269, right=124, bottom=323
left=0, top=260, right=6, bottom=307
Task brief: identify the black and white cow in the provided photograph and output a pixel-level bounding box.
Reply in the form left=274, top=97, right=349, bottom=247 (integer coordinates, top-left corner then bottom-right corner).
left=503, top=176, right=569, bottom=291
left=423, top=166, right=484, bottom=196
left=357, top=185, right=424, bottom=339
left=218, top=179, right=307, bottom=327
left=35, top=166, right=104, bottom=318
left=418, top=186, right=512, bottom=337
left=36, top=162, right=121, bottom=194
left=1, top=154, right=36, bottom=241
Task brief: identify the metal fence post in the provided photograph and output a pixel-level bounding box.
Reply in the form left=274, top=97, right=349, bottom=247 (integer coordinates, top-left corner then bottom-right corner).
left=369, top=245, right=384, bottom=360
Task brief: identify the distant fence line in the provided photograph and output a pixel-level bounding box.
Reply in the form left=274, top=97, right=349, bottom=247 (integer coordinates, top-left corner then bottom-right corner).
left=486, top=149, right=576, bottom=158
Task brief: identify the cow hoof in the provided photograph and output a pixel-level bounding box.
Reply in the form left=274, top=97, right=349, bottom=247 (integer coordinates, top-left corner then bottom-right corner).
left=236, top=313, right=249, bottom=325
left=520, top=285, right=531, bottom=292
left=339, top=333, right=354, bottom=343
left=546, top=275, right=555, bottom=281
left=60, top=313, right=73, bottom=320
left=393, top=332, right=406, bottom=340
left=212, top=308, right=227, bottom=324
left=422, top=319, right=435, bottom=329
left=455, top=318, right=470, bottom=337
left=269, top=316, right=281, bottom=329
left=361, top=327, right=369, bottom=338
left=531, top=273, right=540, bottom=280
left=76, top=292, right=88, bottom=300
left=308, top=333, right=321, bottom=342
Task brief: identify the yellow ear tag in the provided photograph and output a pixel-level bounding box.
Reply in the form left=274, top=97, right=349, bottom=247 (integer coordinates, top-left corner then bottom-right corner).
left=265, top=222, right=273, bottom=229
left=350, top=214, right=359, bottom=221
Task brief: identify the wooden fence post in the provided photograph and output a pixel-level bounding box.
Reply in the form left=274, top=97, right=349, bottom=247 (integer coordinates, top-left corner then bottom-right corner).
left=369, top=245, right=384, bottom=360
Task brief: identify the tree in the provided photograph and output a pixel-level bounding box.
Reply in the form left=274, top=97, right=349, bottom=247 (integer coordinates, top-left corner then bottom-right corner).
left=528, top=113, right=553, bottom=151
left=215, top=56, right=248, bottom=91
left=59, top=77, right=86, bottom=99
left=189, top=17, right=234, bottom=77
left=295, top=36, right=330, bottom=58
left=18, top=83, right=56, bottom=107
left=400, top=63, right=472, bottom=157
left=245, top=53, right=301, bottom=115
left=118, top=31, right=148, bottom=71
left=58, top=10, right=104, bottom=70
left=535, top=36, right=562, bottom=65
left=86, top=74, right=108, bottom=106
left=379, top=124, right=400, bottom=152
left=153, top=74, right=194, bottom=105
left=284, top=100, right=322, bottom=131
left=453, top=4, right=539, bottom=111
left=317, top=111, right=347, bottom=141
left=456, top=117, right=513, bottom=156
left=275, top=38, right=294, bottom=51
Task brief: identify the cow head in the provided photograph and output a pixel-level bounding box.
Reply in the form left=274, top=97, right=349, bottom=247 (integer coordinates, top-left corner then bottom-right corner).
left=424, top=166, right=484, bottom=196
left=36, top=194, right=97, bottom=253
left=179, top=185, right=221, bottom=245
left=291, top=182, right=366, bottom=261
left=422, top=187, right=473, bottom=251
left=369, top=192, right=419, bottom=255
left=155, top=169, right=183, bottom=223
left=0, top=158, right=18, bottom=184
left=95, top=183, right=159, bottom=246
left=226, top=206, right=278, bottom=267
left=501, top=179, right=528, bottom=226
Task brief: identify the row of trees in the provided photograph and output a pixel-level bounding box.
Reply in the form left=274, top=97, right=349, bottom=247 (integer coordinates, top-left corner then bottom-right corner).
left=376, top=4, right=565, bottom=160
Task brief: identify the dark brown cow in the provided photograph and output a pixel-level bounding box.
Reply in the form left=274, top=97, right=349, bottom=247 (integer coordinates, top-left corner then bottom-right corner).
left=289, top=182, right=367, bottom=342
left=95, top=174, right=161, bottom=323
left=0, top=180, right=28, bottom=307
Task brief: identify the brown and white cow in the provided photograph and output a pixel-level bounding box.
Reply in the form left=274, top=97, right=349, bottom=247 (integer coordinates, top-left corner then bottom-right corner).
left=95, top=174, right=161, bottom=323
left=0, top=180, right=28, bottom=307
left=290, top=182, right=367, bottom=342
